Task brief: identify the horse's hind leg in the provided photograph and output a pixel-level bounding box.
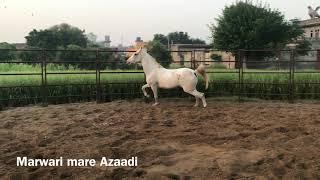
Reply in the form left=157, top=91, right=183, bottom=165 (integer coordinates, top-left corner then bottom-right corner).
left=150, top=84, right=159, bottom=106
left=185, top=89, right=207, bottom=107
left=194, top=97, right=199, bottom=107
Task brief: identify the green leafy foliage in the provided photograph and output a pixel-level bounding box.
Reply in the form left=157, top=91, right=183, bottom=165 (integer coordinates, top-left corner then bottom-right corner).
left=211, top=54, right=222, bottom=61
left=20, top=24, right=129, bottom=70
left=211, top=1, right=309, bottom=50
left=25, top=23, right=88, bottom=49
left=147, top=41, right=172, bottom=68
left=153, top=31, right=206, bottom=47
left=153, top=34, right=168, bottom=45
left=18, top=47, right=43, bottom=62
left=168, top=31, right=206, bottom=44
left=151, top=31, right=204, bottom=67
left=0, top=42, right=16, bottom=61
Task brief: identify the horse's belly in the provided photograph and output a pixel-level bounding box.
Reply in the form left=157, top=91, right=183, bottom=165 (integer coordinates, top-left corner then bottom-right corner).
left=159, top=82, right=178, bottom=89
left=157, top=75, right=179, bottom=89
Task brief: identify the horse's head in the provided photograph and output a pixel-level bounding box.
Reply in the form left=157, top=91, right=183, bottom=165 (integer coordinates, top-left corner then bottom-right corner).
left=127, top=48, right=146, bottom=64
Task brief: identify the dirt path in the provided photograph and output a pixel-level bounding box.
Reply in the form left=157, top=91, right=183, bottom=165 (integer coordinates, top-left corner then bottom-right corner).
left=1, top=99, right=320, bottom=179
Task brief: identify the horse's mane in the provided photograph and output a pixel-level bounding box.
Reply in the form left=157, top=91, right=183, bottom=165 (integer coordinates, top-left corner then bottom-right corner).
left=143, top=51, right=163, bottom=68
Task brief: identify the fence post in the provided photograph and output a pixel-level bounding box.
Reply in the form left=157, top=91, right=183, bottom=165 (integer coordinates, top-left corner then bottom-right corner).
left=289, top=49, right=295, bottom=103
left=96, top=50, right=102, bottom=103
left=191, top=50, right=196, bottom=69
left=41, top=50, right=48, bottom=106
left=277, top=50, right=281, bottom=71
left=238, top=50, right=244, bottom=102
left=317, top=50, right=320, bottom=69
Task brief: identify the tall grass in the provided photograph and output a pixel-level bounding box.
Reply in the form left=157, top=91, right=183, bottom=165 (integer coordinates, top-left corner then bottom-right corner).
left=0, top=63, right=81, bottom=72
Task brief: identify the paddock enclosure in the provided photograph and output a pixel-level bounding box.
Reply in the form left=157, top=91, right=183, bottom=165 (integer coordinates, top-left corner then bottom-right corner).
left=1, top=99, right=320, bottom=179
left=1, top=49, right=320, bottom=179
left=1, top=49, right=320, bottom=108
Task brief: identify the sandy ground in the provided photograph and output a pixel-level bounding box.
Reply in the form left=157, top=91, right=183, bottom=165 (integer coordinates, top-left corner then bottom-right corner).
left=0, top=99, right=320, bottom=180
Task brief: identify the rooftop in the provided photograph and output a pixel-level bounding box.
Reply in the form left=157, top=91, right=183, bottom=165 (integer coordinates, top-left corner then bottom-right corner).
left=171, top=44, right=211, bottom=49
left=299, top=18, right=320, bottom=28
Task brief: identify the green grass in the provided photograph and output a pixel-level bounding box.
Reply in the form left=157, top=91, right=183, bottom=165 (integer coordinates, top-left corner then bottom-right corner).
left=1, top=63, right=320, bottom=107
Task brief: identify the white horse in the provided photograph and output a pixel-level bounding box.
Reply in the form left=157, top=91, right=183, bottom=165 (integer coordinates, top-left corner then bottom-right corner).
left=127, top=48, right=209, bottom=107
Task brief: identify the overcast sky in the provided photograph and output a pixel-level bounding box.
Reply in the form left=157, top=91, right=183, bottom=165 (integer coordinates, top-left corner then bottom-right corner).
left=0, top=0, right=317, bottom=46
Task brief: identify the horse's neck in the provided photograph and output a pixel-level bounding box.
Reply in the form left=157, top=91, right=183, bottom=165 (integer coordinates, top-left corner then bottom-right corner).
left=141, top=53, right=162, bottom=75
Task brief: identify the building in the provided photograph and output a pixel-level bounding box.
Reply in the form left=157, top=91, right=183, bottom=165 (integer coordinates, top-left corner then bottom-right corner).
left=13, top=43, right=27, bottom=49
left=125, top=38, right=235, bottom=69
left=299, top=18, right=320, bottom=39
left=170, top=44, right=235, bottom=69
left=134, top=37, right=145, bottom=49
left=104, top=35, right=111, bottom=48
left=126, top=37, right=148, bottom=56
left=299, top=18, right=320, bottom=48
left=299, top=18, right=320, bottom=69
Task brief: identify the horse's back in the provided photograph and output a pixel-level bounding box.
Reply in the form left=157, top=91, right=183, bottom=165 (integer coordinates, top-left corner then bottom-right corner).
left=163, top=68, right=195, bottom=79
left=154, top=68, right=197, bottom=90
left=175, top=68, right=196, bottom=78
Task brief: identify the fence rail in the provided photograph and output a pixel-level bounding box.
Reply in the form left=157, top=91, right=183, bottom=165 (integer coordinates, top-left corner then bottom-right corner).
left=1, top=48, right=320, bottom=109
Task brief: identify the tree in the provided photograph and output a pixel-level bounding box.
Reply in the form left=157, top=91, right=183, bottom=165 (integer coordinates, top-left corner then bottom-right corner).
left=168, top=31, right=206, bottom=44
left=147, top=41, right=172, bottom=68
left=86, top=32, right=97, bottom=44
left=86, top=32, right=100, bottom=48
left=25, top=23, right=88, bottom=49
left=152, top=32, right=206, bottom=47
left=210, top=54, right=222, bottom=62
left=25, top=29, right=58, bottom=49
left=58, top=44, right=94, bottom=69
left=18, top=47, right=42, bottom=62
left=50, top=23, right=87, bottom=48
left=191, top=38, right=206, bottom=44
left=210, top=1, right=310, bottom=67
left=0, top=42, right=16, bottom=61
left=59, top=44, right=83, bottom=61
left=23, top=23, right=92, bottom=66
left=57, top=45, right=117, bottom=70
left=153, top=34, right=168, bottom=45
left=211, top=1, right=304, bottom=50
left=168, top=32, right=190, bottom=44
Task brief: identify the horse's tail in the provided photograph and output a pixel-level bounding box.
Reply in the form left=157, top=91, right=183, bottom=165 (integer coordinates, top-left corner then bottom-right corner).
left=195, top=64, right=209, bottom=90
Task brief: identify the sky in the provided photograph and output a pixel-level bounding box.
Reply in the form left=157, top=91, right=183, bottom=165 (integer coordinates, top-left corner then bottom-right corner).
left=0, top=0, right=317, bottom=46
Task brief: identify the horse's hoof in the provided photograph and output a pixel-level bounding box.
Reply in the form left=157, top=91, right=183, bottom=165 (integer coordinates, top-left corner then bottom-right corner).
left=193, top=104, right=199, bottom=107
left=152, top=103, right=160, bottom=106
left=145, top=94, right=150, bottom=98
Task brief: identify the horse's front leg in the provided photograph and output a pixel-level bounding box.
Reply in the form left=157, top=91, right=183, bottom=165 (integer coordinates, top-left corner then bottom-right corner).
left=150, top=84, right=159, bottom=106
left=141, top=84, right=150, bottom=97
